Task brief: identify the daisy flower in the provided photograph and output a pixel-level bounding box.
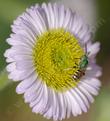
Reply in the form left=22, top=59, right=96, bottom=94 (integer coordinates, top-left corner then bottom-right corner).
left=4, top=3, right=102, bottom=120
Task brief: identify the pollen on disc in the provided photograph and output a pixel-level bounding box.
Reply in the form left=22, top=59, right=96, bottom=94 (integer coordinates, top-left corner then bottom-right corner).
left=32, top=29, right=85, bottom=92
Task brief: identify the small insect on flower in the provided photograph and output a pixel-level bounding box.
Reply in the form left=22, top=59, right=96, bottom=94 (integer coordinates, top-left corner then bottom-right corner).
left=79, top=54, right=88, bottom=69
left=72, top=46, right=89, bottom=81
left=4, top=3, right=102, bottom=121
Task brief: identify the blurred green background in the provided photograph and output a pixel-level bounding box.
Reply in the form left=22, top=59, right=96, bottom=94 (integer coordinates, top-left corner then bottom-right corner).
left=0, top=0, right=110, bottom=121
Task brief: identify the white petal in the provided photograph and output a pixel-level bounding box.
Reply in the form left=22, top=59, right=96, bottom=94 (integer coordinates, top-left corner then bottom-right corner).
left=43, top=89, right=53, bottom=119
left=8, top=70, right=23, bottom=81
left=83, top=78, right=101, bottom=91
left=71, top=14, right=80, bottom=34
left=53, top=3, right=59, bottom=28
left=26, top=8, right=46, bottom=34
left=65, top=91, right=82, bottom=117
left=59, top=5, right=65, bottom=27
left=32, top=84, right=45, bottom=113
left=8, top=67, right=34, bottom=81
left=51, top=90, right=58, bottom=120
left=48, top=3, right=55, bottom=29
left=4, top=49, right=14, bottom=62
left=24, top=79, right=42, bottom=103
left=30, top=83, right=48, bottom=109
left=16, top=60, right=33, bottom=70
left=42, top=3, right=51, bottom=29
left=70, top=89, right=87, bottom=112
left=63, top=93, right=71, bottom=118
left=57, top=93, right=66, bottom=120
left=6, top=62, right=16, bottom=72
left=27, top=83, right=42, bottom=104
left=43, top=107, right=53, bottom=119
left=16, top=73, right=37, bottom=94
left=73, top=16, right=83, bottom=36
left=78, top=83, right=94, bottom=103
left=63, top=8, right=71, bottom=28
left=11, top=45, right=32, bottom=54
left=78, top=25, right=91, bottom=43
left=81, top=81, right=99, bottom=96
left=74, top=88, right=90, bottom=109
left=10, top=33, right=35, bottom=47
left=86, top=63, right=102, bottom=78
left=53, top=93, right=60, bottom=120
left=88, top=42, right=100, bottom=57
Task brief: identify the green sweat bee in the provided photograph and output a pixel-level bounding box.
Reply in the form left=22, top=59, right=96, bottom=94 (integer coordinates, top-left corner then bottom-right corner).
left=79, top=55, right=88, bottom=69
left=72, top=54, right=88, bottom=81
left=72, top=45, right=89, bottom=81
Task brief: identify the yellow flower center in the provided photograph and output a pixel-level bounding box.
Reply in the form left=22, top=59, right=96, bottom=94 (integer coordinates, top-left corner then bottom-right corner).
left=33, top=29, right=85, bottom=92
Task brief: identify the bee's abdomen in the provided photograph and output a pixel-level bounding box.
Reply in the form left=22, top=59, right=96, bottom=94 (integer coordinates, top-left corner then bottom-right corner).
left=72, top=70, right=85, bottom=81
